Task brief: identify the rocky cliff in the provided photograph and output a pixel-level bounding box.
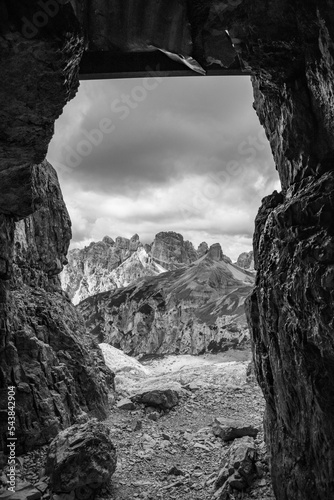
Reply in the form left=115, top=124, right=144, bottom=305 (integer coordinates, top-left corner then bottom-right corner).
left=236, top=251, right=254, bottom=271
left=60, top=234, right=153, bottom=304
left=78, top=245, right=254, bottom=357
left=0, top=162, right=113, bottom=453
left=61, top=231, right=216, bottom=304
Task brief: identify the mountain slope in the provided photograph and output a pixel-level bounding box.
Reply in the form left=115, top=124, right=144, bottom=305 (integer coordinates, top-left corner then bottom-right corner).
left=78, top=247, right=255, bottom=357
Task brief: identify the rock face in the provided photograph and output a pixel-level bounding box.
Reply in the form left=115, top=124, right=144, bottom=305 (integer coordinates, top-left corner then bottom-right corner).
left=150, top=231, right=199, bottom=269
left=61, top=232, right=229, bottom=305
left=0, top=163, right=113, bottom=453
left=46, top=420, right=117, bottom=494
left=236, top=252, right=254, bottom=271
left=78, top=249, right=254, bottom=356
left=233, top=3, right=334, bottom=498
left=60, top=235, right=158, bottom=304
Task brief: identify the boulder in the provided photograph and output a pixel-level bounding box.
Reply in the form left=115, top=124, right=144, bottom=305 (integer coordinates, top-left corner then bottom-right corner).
left=116, top=398, right=136, bottom=411
left=46, top=420, right=117, bottom=494
left=131, top=382, right=181, bottom=409
left=213, top=436, right=257, bottom=498
left=212, top=418, right=259, bottom=441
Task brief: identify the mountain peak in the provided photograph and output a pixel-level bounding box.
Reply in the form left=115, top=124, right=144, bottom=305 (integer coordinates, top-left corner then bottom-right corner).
left=207, top=243, right=223, bottom=261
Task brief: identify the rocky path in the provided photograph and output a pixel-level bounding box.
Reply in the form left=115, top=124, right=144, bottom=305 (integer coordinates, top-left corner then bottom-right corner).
left=98, top=355, right=275, bottom=500
left=0, top=352, right=276, bottom=500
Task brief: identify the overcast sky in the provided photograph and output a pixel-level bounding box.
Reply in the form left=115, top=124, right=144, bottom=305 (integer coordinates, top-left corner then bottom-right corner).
left=47, top=75, right=280, bottom=261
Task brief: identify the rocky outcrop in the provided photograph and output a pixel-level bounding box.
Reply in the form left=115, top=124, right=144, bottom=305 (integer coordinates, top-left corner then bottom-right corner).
left=0, top=1, right=83, bottom=179
left=150, top=231, right=198, bottom=270
left=233, top=3, right=334, bottom=498
left=78, top=251, right=254, bottom=357
left=0, top=163, right=113, bottom=454
left=236, top=252, right=254, bottom=271
left=61, top=242, right=164, bottom=305
left=46, top=419, right=117, bottom=494
left=197, top=242, right=209, bottom=257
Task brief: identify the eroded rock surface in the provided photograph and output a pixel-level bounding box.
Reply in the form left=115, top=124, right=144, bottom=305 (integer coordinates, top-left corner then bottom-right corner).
left=236, top=252, right=254, bottom=271
left=0, top=163, right=113, bottom=453
left=46, top=419, right=117, bottom=494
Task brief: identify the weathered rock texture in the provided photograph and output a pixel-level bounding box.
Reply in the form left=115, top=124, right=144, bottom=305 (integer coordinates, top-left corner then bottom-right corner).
left=236, top=251, right=254, bottom=271
left=60, top=235, right=154, bottom=304
left=224, top=2, right=334, bottom=499
left=46, top=419, right=117, bottom=494
left=78, top=247, right=254, bottom=356
left=0, top=162, right=113, bottom=453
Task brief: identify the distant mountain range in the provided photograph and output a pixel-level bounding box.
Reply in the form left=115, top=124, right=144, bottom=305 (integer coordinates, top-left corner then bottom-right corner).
left=60, top=232, right=254, bottom=305
left=61, top=232, right=255, bottom=356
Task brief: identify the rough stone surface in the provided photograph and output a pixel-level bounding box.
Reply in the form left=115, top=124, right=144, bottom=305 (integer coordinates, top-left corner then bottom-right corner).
left=131, top=382, right=181, bottom=410
left=79, top=251, right=254, bottom=356
left=45, top=419, right=117, bottom=493
left=214, top=436, right=258, bottom=498
left=0, top=1, right=84, bottom=173
left=0, top=163, right=113, bottom=453
left=236, top=252, right=254, bottom=271
left=150, top=232, right=199, bottom=270
left=212, top=418, right=259, bottom=442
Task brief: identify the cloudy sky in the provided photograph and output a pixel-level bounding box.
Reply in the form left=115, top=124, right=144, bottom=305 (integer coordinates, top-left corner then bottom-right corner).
left=47, top=75, right=280, bottom=261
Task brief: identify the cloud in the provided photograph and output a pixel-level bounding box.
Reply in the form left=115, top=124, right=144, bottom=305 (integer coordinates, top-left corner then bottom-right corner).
left=47, top=75, right=280, bottom=260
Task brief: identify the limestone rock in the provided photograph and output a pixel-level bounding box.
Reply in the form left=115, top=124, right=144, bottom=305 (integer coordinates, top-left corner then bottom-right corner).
left=197, top=242, right=209, bottom=257
left=79, top=251, right=254, bottom=356
left=46, top=420, right=117, bottom=493
left=0, top=163, right=113, bottom=454
left=212, top=418, right=259, bottom=441
left=60, top=241, right=161, bottom=305
left=150, top=231, right=198, bottom=269
left=236, top=252, right=254, bottom=271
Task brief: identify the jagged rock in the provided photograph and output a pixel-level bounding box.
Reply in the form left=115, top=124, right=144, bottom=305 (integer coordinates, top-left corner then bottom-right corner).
left=197, top=242, right=208, bottom=257
left=212, top=418, right=259, bottom=441
left=0, top=163, right=113, bottom=453
left=60, top=241, right=161, bottom=305
left=207, top=243, right=224, bottom=261
left=131, top=382, right=181, bottom=409
left=236, top=252, right=254, bottom=271
left=213, top=436, right=257, bottom=498
left=79, top=252, right=254, bottom=356
left=150, top=231, right=198, bottom=269
left=46, top=420, right=117, bottom=493
left=61, top=231, right=237, bottom=305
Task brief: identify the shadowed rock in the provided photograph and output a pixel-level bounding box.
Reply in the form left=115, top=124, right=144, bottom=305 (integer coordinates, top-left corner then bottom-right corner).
left=46, top=419, right=117, bottom=494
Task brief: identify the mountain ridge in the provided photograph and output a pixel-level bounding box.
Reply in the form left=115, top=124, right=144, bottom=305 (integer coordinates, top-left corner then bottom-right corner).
left=61, top=231, right=252, bottom=304
left=78, top=248, right=255, bottom=357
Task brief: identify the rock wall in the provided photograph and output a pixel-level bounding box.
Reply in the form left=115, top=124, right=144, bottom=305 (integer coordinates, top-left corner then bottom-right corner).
left=219, top=1, right=334, bottom=499
left=0, top=162, right=113, bottom=453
